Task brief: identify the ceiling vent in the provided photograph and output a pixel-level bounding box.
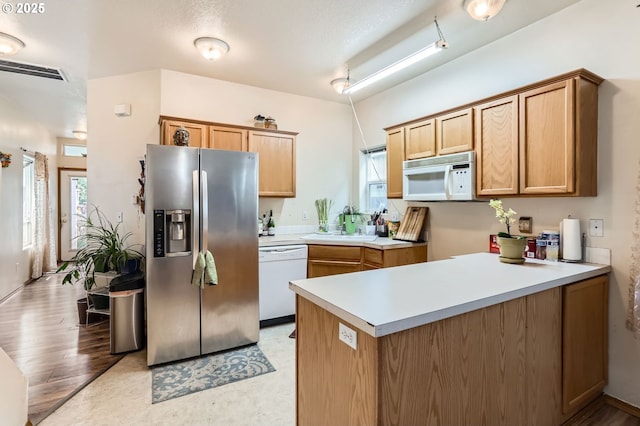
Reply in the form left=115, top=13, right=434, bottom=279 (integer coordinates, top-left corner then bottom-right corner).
left=0, top=59, right=66, bottom=81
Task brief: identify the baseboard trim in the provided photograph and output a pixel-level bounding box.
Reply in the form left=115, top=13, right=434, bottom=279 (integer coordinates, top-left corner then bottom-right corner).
left=562, top=393, right=606, bottom=425
left=605, top=394, right=640, bottom=418
left=0, top=284, right=25, bottom=305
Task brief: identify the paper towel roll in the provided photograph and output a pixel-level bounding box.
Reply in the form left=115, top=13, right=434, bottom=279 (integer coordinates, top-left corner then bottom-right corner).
left=561, top=218, right=581, bottom=261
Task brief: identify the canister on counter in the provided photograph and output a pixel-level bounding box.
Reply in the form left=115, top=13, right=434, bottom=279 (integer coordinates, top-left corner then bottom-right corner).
left=536, top=236, right=547, bottom=260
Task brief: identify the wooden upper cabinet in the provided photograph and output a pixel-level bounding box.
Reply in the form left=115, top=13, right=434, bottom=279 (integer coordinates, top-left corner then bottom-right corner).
left=249, top=130, right=296, bottom=197
left=436, top=107, right=473, bottom=155
left=209, top=126, right=247, bottom=151
left=475, top=95, right=519, bottom=196
left=386, top=127, right=405, bottom=199
left=161, top=120, right=208, bottom=148
left=519, top=80, right=575, bottom=194
left=562, top=275, right=608, bottom=417
left=405, top=119, right=436, bottom=159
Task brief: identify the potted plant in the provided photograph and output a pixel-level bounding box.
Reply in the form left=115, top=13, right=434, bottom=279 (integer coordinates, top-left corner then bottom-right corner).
left=314, top=198, right=333, bottom=232
left=489, top=199, right=527, bottom=264
left=57, top=207, right=144, bottom=323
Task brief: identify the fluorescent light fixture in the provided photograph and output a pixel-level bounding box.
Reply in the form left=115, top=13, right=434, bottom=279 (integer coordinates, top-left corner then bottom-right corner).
left=194, top=37, right=229, bottom=61
left=343, top=39, right=448, bottom=95
left=0, top=32, right=25, bottom=56
left=464, top=0, right=506, bottom=21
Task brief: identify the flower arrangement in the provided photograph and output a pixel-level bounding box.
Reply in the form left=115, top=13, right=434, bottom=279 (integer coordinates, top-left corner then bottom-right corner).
left=489, top=199, right=518, bottom=238
left=0, top=152, right=12, bottom=168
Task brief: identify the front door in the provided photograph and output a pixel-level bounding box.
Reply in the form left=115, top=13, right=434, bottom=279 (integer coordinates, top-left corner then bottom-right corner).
left=59, top=169, right=87, bottom=261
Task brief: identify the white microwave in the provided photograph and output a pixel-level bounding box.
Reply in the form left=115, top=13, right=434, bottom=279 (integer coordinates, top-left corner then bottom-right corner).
left=402, top=151, right=476, bottom=201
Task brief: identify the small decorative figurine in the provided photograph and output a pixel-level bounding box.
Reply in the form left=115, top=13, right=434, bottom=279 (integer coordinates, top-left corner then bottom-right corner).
left=173, top=126, right=190, bottom=146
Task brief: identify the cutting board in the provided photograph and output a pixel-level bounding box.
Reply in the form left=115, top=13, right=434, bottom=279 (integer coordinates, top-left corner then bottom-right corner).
left=394, top=207, right=428, bottom=242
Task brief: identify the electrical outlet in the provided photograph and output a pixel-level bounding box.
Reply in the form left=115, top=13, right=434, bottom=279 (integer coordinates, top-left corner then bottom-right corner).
left=302, top=210, right=308, bottom=220
left=589, top=219, right=604, bottom=237
left=117, top=211, right=123, bottom=223
left=391, top=212, right=399, bottom=221
left=15, top=262, right=19, bottom=272
left=338, top=322, right=357, bottom=350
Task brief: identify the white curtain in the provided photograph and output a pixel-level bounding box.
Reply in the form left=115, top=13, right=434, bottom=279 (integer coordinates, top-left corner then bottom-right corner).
left=31, top=152, right=56, bottom=279
left=628, top=160, right=640, bottom=337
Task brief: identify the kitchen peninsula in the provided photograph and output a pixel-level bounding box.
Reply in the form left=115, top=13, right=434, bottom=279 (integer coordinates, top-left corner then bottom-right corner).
left=290, top=253, right=610, bottom=425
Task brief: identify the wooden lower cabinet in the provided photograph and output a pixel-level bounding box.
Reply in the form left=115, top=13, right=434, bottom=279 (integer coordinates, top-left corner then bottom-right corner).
left=307, top=244, right=427, bottom=278
left=296, top=275, right=608, bottom=425
left=562, top=275, right=608, bottom=417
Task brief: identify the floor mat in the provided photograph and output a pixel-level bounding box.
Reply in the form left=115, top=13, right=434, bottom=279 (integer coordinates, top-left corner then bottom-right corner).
left=151, top=344, right=275, bottom=403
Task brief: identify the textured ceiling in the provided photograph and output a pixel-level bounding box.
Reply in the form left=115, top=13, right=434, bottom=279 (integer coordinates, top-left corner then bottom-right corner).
left=0, top=0, right=581, bottom=139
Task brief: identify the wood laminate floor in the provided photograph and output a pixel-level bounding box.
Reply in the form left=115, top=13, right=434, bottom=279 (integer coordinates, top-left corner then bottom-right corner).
left=0, top=274, right=124, bottom=424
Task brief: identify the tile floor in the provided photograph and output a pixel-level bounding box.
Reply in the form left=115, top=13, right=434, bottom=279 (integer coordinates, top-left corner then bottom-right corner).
left=41, top=323, right=296, bottom=426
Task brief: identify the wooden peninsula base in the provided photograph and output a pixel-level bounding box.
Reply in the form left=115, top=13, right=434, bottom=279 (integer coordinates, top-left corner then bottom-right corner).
left=295, top=275, right=608, bottom=426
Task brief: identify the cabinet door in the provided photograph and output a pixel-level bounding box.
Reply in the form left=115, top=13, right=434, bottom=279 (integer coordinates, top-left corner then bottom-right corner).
left=161, top=120, right=208, bottom=148
left=248, top=131, right=296, bottom=197
left=436, top=108, right=473, bottom=155
left=562, top=275, right=608, bottom=415
left=386, top=127, right=405, bottom=199
left=209, top=126, right=247, bottom=151
left=307, top=260, right=362, bottom=278
left=405, top=119, right=436, bottom=160
left=475, top=96, right=519, bottom=196
left=519, top=80, right=575, bottom=194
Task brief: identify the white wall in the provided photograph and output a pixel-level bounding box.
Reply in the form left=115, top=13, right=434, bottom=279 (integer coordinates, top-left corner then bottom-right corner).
left=88, top=70, right=352, bottom=240
left=87, top=70, right=161, bottom=247
left=160, top=70, right=353, bottom=228
left=353, top=0, right=640, bottom=407
left=0, top=97, right=57, bottom=300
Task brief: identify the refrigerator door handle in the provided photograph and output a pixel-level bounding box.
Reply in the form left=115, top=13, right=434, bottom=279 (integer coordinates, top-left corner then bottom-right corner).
left=201, top=170, right=208, bottom=254
left=192, top=170, right=200, bottom=269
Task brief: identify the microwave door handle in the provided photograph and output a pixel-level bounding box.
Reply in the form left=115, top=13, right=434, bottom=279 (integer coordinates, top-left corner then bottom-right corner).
left=444, top=165, right=453, bottom=200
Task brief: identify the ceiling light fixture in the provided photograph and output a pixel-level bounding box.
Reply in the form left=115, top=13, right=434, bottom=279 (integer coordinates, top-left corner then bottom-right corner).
left=72, top=130, right=87, bottom=140
left=463, top=0, right=506, bottom=21
left=341, top=17, right=448, bottom=95
left=330, top=77, right=350, bottom=94
left=0, top=32, right=25, bottom=56
left=194, top=37, right=230, bottom=61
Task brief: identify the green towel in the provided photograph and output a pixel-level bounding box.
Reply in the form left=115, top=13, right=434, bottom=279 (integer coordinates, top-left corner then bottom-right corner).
left=204, top=250, right=218, bottom=285
left=192, top=252, right=205, bottom=288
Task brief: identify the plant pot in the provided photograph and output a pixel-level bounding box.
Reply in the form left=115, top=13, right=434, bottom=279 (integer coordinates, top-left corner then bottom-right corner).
left=497, top=236, right=527, bottom=264
left=119, top=258, right=140, bottom=275
left=77, top=297, right=89, bottom=324
left=344, top=215, right=358, bottom=235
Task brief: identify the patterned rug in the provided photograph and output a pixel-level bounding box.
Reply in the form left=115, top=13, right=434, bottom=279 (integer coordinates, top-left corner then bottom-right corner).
left=151, top=344, right=275, bottom=403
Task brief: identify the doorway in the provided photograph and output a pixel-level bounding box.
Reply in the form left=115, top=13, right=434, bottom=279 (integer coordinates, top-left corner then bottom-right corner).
left=58, top=168, right=87, bottom=262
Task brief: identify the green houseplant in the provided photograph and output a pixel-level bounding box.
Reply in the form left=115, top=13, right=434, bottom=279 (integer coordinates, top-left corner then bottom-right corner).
left=489, top=199, right=527, bottom=263
left=57, top=207, right=143, bottom=291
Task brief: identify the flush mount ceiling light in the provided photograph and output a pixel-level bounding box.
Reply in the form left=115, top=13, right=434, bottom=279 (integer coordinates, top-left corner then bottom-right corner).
left=463, top=0, right=506, bottom=21
left=330, top=77, right=350, bottom=94
left=194, top=37, right=229, bottom=61
left=341, top=17, right=448, bottom=95
left=72, top=130, right=87, bottom=140
left=0, top=32, right=25, bottom=56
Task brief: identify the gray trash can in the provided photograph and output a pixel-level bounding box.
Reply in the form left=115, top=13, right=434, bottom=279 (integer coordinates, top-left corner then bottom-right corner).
left=109, top=272, right=145, bottom=354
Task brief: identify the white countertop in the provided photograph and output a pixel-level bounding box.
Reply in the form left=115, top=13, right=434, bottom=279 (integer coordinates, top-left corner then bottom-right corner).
left=259, top=233, right=425, bottom=250
left=289, top=252, right=611, bottom=338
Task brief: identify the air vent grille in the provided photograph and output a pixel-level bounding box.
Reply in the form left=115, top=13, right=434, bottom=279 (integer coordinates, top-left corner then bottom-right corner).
left=0, top=59, right=66, bottom=81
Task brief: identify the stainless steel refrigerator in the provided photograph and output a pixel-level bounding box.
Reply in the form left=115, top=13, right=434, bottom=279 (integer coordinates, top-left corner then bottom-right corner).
left=145, top=144, right=259, bottom=366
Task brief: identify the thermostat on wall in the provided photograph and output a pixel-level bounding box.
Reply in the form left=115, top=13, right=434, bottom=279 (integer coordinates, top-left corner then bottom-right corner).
left=114, top=104, right=131, bottom=117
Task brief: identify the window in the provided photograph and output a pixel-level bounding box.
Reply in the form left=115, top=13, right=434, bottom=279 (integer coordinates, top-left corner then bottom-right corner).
left=23, top=155, right=34, bottom=248
left=63, top=144, right=87, bottom=157
left=363, top=147, right=387, bottom=212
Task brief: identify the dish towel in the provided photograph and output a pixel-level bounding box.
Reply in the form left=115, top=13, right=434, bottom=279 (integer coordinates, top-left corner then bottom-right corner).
left=192, top=250, right=218, bottom=287
left=204, top=250, right=218, bottom=285
left=192, top=252, right=206, bottom=288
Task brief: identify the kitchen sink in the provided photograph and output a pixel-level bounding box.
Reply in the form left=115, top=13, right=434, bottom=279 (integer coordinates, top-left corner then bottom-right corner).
left=301, top=233, right=378, bottom=242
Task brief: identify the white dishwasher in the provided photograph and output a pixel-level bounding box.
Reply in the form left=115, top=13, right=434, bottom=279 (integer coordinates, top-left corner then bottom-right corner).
left=258, top=244, right=308, bottom=327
